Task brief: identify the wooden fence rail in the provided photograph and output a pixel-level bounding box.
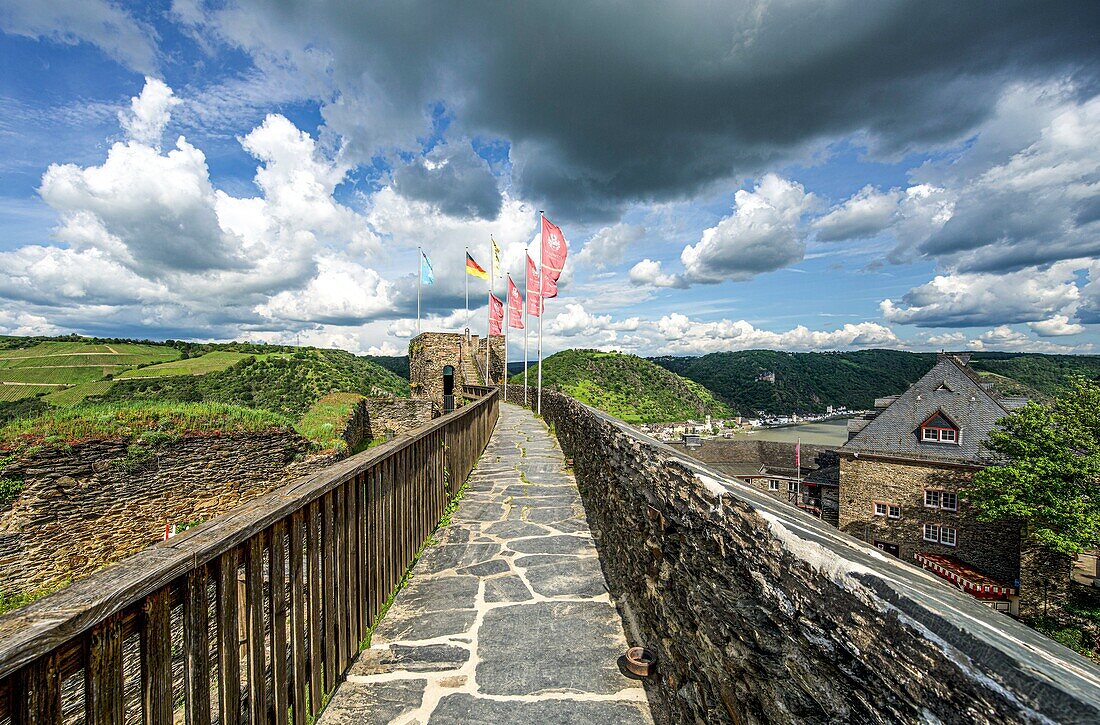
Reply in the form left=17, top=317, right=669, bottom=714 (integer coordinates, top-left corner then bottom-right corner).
left=0, top=389, right=499, bottom=724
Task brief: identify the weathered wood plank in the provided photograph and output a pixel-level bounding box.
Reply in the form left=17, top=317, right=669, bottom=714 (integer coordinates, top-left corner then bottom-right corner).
left=14, top=651, right=61, bottom=724
left=85, top=614, right=123, bottom=725
left=183, top=567, right=211, bottom=725
left=305, top=500, right=322, bottom=718
left=289, top=511, right=308, bottom=725
left=269, top=521, right=289, bottom=725
left=141, top=589, right=173, bottom=725
left=320, top=492, right=336, bottom=694
left=332, top=485, right=347, bottom=673
left=246, top=534, right=267, bottom=724
left=215, top=550, right=241, bottom=725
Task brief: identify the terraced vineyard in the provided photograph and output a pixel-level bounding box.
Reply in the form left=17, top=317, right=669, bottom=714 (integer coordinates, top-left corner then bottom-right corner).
left=114, top=351, right=283, bottom=379
left=0, top=342, right=178, bottom=401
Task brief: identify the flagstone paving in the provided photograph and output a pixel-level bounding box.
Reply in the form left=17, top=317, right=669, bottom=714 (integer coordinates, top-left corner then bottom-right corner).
left=319, top=402, right=652, bottom=725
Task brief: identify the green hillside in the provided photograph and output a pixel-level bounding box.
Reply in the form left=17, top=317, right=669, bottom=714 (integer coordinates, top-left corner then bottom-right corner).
left=651, top=350, right=1100, bottom=415
left=363, top=355, right=409, bottom=379
left=102, top=349, right=408, bottom=419
left=0, top=337, right=410, bottom=453
left=515, top=349, right=733, bottom=423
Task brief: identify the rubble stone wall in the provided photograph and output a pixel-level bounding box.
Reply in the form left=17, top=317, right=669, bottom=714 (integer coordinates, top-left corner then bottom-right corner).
left=503, top=384, right=1099, bottom=724
left=364, top=396, right=436, bottom=438
left=0, top=431, right=312, bottom=595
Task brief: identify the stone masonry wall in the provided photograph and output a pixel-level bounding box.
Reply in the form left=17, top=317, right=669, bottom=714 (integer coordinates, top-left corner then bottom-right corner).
left=364, top=396, right=436, bottom=438
left=0, top=431, right=312, bottom=596
left=504, top=384, right=1099, bottom=724
left=409, top=332, right=465, bottom=406
left=838, top=456, right=1022, bottom=588
left=678, top=438, right=829, bottom=473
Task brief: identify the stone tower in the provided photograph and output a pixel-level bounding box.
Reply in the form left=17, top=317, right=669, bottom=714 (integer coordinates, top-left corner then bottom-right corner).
left=408, top=332, right=504, bottom=408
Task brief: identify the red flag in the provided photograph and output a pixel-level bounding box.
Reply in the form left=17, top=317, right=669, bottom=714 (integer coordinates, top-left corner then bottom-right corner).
left=507, top=276, right=524, bottom=329
left=526, top=254, right=543, bottom=316
left=488, top=292, right=504, bottom=336
left=541, top=215, right=568, bottom=283
left=795, top=439, right=801, bottom=472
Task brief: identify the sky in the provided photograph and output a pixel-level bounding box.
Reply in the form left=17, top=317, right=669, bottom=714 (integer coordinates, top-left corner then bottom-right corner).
left=0, top=1, right=1099, bottom=358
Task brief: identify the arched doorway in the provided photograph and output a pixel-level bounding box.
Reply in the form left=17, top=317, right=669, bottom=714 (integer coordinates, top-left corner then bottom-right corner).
left=443, top=365, right=455, bottom=412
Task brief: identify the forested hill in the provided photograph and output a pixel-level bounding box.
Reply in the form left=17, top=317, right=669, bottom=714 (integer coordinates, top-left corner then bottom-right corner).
left=651, top=350, right=1100, bottom=415
left=515, top=349, right=733, bottom=423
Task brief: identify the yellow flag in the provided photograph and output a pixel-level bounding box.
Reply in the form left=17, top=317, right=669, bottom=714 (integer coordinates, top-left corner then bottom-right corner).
left=491, top=235, right=503, bottom=277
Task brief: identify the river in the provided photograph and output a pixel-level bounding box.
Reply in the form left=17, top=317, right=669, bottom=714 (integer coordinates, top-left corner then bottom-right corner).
left=738, top=418, right=850, bottom=446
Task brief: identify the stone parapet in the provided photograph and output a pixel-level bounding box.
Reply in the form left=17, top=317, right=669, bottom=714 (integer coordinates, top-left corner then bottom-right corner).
left=502, top=384, right=1100, bottom=724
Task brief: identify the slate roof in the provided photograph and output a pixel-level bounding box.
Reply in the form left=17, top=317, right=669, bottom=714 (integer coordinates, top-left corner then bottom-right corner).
left=842, top=354, right=1014, bottom=464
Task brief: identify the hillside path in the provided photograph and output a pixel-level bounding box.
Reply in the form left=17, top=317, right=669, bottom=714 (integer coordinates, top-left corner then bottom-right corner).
left=320, top=403, right=652, bottom=725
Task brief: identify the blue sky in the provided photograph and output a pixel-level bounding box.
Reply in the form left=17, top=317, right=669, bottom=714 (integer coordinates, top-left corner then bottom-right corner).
left=1, top=1, right=1098, bottom=357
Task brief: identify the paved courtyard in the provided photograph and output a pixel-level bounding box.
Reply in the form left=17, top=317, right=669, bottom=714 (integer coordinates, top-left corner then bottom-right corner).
left=320, top=402, right=653, bottom=724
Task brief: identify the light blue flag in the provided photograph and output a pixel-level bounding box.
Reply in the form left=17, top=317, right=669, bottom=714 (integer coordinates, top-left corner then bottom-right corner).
left=420, top=251, right=434, bottom=285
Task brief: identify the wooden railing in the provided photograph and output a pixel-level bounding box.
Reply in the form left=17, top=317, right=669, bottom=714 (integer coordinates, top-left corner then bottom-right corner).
left=0, top=388, right=499, bottom=724
left=462, top=384, right=495, bottom=401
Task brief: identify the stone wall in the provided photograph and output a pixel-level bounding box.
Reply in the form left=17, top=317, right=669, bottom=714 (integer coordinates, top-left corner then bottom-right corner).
left=674, top=437, right=829, bottom=474
left=503, top=384, right=1099, bottom=724
left=409, top=332, right=465, bottom=405
left=0, top=431, right=313, bottom=596
left=838, top=455, right=1022, bottom=588
left=476, top=335, right=505, bottom=384
left=364, top=396, right=436, bottom=438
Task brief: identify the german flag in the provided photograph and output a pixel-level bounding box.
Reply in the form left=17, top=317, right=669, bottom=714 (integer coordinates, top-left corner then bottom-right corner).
left=465, top=252, right=489, bottom=280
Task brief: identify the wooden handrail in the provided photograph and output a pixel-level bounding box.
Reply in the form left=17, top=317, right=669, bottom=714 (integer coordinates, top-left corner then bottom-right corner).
left=0, top=388, right=500, bottom=723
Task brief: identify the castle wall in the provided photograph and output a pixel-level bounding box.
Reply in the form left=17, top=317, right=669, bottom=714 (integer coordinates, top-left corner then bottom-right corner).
left=364, top=396, right=436, bottom=438
left=0, top=432, right=312, bottom=596
left=502, top=384, right=1098, bottom=724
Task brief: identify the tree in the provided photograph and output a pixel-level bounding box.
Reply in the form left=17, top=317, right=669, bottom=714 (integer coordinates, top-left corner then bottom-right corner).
left=967, top=377, right=1100, bottom=556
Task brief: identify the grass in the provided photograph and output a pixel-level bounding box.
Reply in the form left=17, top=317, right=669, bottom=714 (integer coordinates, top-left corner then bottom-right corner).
left=0, top=386, right=56, bottom=402
left=114, top=351, right=284, bottom=380
left=43, top=380, right=116, bottom=406
left=0, top=580, right=71, bottom=616
left=0, top=401, right=293, bottom=451
left=0, top=477, right=22, bottom=506
left=0, top=367, right=106, bottom=385
left=295, top=392, right=366, bottom=452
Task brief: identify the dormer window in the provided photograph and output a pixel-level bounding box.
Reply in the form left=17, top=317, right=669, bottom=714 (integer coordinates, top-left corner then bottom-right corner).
left=919, top=410, right=959, bottom=444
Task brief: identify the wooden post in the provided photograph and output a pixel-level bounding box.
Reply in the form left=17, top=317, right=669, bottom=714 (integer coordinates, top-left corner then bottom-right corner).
left=216, top=550, right=241, bottom=725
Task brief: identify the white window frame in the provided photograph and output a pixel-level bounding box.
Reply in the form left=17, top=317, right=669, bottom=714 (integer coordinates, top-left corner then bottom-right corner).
left=923, top=523, right=939, bottom=542
left=888, top=504, right=901, bottom=519
left=921, top=425, right=959, bottom=444
left=874, top=502, right=888, bottom=517
left=924, top=490, right=941, bottom=508
left=939, top=527, right=957, bottom=547
left=768, top=479, right=780, bottom=491
left=788, top=481, right=799, bottom=493
left=941, top=492, right=958, bottom=511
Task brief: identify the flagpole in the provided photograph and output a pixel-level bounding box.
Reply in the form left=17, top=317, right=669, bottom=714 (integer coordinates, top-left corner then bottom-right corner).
left=417, top=246, right=422, bottom=337
left=485, top=242, right=492, bottom=385
left=504, top=299, right=509, bottom=402
left=523, top=246, right=529, bottom=406
left=537, top=212, right=544, bottom=416
left=465, top=246, right=470, bottom=332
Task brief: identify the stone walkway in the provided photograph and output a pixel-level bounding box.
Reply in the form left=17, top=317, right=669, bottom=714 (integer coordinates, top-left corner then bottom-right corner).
left=320, top=403, right=652, bottom=724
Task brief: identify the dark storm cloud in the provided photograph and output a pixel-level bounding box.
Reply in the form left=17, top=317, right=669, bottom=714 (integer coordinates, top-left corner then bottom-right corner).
left=204, top=0, right=1100, bottom=219
left=392, top=142, right=503, bottom=220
